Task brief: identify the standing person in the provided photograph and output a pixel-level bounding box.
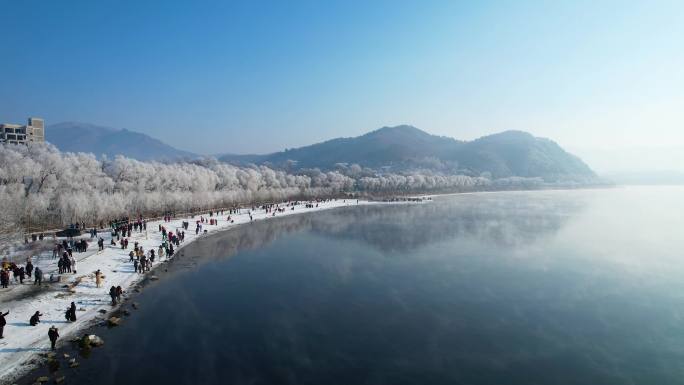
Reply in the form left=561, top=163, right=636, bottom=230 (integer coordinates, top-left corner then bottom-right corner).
left=116, top=286, right=123, bottom=302
left=1, top=269, right=8, bottom=288
left=29, top=311, right=42, bottom=326
left=0, top=310, right=8, bottom=339
left=34, top=267, right=43, bottom=285
left=109, top=286, right=118, bottom=306
left=95, top=270, right=103, bottom=288
left=26, top=260, right=33, bottom=278
left=71, top=256, right=77, bottom=274
left=69, top=302, right=77, bottom=322
left=48, top=326, right=59, bottom=350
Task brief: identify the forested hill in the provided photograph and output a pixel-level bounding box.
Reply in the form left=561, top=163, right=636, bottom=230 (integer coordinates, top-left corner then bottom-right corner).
left=47, top=122, right=196, bottom=161
left=220, top=125, right=596, bottom=180
left=47, top=122, right=595, bottom=181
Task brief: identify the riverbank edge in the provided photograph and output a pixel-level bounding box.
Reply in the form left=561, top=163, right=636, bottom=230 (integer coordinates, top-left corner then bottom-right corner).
left=3, top=199, right=417, bottom=385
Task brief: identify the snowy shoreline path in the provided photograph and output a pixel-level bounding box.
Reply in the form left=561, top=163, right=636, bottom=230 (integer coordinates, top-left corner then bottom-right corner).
left=0, top=199, right=377, bottom=384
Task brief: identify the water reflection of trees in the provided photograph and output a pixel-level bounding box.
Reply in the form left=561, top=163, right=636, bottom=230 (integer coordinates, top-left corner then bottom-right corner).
left=179, top=192, right=586, bottom=264
left=310, top=193, right=585, bottom=251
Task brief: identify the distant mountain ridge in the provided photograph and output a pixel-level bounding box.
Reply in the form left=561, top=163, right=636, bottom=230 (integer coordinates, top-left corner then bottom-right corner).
left=47, top=122, right=196, bottom=161
left=46, top=122, right=595, bottom=181
left=221, top=125, right=595, bottom=180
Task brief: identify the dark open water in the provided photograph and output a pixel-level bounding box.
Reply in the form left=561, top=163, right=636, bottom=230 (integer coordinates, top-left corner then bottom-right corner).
left=22, top=187, right=684, bottom=385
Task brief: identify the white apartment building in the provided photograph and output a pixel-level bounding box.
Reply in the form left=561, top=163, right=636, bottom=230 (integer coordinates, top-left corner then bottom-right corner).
left=0, top=117, right=45, bottom=144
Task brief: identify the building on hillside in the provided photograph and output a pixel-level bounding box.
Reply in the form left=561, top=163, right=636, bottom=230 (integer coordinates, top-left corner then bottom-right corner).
left=0, top=117, right=45, bottom=144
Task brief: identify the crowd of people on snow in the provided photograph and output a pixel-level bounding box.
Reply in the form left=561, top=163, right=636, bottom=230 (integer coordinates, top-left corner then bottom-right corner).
left=2, top=308, right=60, bottom=351
left=0, top=302, right=74, bottom=351
left=1, top=200, right=339, bottom=352
left=53, top=238, right=88, bottom=258
left=57, top=252, right=77, bottom=275
left=1, top=257, right=43, bottom=288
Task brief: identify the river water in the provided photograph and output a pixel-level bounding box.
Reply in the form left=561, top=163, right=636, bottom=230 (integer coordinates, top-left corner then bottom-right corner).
left=23, top=187, right=684, bottom=385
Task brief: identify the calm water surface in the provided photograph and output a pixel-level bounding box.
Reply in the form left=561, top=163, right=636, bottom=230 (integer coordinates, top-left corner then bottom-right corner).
left=32, top=187, right=684, bottom=384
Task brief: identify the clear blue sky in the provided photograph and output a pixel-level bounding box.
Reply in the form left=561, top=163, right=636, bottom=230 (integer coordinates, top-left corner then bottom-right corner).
left=1, top=0, right=683, bottom=157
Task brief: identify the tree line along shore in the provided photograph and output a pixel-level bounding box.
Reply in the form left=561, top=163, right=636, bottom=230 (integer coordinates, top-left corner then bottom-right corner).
left=1, top=142, right=577, bottom=250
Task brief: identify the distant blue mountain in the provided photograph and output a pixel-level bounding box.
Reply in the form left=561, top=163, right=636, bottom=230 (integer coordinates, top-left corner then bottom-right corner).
left=46, top=122, right=196, bottom=161
left=220, top=125, right=596, bottom=180
left=46, top=122, right=595, bottom=180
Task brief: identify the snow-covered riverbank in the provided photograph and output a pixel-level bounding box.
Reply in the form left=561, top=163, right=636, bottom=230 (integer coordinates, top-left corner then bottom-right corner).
left=0, top=199, right=380, bottom=384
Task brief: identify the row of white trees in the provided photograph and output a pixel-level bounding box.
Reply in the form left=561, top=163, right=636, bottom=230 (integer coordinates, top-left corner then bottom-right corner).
left=0, top=144, right=357, bottom=232
left=0, top=143, right=545, bottom=235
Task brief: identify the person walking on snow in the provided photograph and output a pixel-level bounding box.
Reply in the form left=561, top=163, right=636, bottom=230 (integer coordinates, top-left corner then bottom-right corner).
left=26, top=259, right=33, bottom=278
left=48, top=326, right=59, bottom=350
left=116, top=286, right=123, bottom=302
left=68, top=302, right=77, bottom=322
left=34, top=267, right=43, bottom=285
left=139, top=255, right=147, bottom=273
left=109, top=286, right=118, bottom=305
